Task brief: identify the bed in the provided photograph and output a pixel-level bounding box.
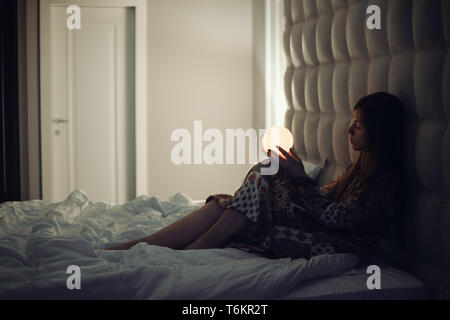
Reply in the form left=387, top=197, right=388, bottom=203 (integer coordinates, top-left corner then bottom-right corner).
left=1, top=0, right=449, bottom=299
left=0, top=189, right=426, bottom=299
left=280, top=0, right=450, bottom=299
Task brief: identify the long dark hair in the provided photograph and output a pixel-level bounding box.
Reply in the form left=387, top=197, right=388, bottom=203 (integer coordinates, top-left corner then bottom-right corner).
left=325, top=92, right=405, bottom=203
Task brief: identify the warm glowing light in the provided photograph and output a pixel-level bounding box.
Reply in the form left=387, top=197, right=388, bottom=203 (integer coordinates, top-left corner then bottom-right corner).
left=261, top=126, right=294, bottom=159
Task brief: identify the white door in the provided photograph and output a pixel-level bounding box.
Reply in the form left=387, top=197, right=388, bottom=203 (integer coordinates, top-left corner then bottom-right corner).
left=42, top=6, right=135, bottom=204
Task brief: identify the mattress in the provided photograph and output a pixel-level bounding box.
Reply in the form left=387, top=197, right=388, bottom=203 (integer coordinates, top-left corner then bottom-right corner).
left=0, top=192, right=426, bottom=299
left=279, top=264, right=427, bottom=300
left=0, top=191, right=363, bottom=299
left=193, top=199, right=427, bottom=300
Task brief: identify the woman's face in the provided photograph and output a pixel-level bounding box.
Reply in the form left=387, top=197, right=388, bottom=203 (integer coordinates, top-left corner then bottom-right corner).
left=348, top=109, right=368, bottom=151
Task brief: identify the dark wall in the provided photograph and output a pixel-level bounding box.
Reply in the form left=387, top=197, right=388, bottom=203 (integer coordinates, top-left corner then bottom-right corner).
left=0, top=0, right=21, bottom=203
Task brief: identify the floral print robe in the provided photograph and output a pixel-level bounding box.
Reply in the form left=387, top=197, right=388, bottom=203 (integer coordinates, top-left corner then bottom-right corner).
left=206, top=161, right=401, bottom=260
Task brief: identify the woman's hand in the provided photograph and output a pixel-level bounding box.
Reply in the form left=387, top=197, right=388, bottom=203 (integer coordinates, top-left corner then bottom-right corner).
left=267, top=146, right=307, bottom=178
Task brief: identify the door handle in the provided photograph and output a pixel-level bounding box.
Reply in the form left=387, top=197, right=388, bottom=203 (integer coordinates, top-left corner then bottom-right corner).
left=52, top=118, right=69, bottom=125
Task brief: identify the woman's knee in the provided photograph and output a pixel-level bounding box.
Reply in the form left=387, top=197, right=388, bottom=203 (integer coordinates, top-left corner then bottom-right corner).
left=205, top=199, right=226, bottom=217
left=223, top=208, right=248, bottom=229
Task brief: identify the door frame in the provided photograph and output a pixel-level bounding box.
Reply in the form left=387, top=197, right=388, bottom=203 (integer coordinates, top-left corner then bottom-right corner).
left=40, top=0, right=148, bottom=200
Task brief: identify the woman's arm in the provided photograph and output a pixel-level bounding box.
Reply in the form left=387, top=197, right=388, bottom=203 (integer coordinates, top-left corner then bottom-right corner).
left=309, top=171, right=400, bottom=231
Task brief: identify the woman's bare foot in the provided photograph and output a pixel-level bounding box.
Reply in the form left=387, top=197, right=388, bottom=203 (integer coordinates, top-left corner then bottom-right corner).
left=104, top=241, right=136, bottom=250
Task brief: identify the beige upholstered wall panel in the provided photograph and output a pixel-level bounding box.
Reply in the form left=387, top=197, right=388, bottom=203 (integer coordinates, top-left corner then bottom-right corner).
left=283, top=0, right=450, bottom=296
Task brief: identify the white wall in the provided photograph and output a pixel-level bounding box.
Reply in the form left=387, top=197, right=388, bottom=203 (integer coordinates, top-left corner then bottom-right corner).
left=147, top=0, right=256, bottom=200
left=253, top=0, right=266, bottom=131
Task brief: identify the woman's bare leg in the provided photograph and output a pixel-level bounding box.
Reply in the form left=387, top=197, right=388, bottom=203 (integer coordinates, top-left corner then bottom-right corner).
left=104, top=200, right=225, bottom=250
left=184, top=207, right=247, bottom=250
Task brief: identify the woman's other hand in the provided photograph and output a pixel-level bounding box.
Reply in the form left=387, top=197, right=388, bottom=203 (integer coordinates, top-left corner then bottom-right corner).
left=267, top=146, right=307, bottom=178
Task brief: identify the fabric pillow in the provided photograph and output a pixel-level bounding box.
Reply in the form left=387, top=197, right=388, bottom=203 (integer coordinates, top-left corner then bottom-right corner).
left=303, top=158, right=327, bottom=181
left=259, top=157, right=327, bottom=182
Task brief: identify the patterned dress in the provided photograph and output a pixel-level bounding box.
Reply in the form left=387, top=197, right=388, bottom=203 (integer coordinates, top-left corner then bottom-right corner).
left=206, top=161, right=401, bottom=260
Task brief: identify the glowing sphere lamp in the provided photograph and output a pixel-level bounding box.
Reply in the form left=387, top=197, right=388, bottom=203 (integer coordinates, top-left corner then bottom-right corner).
left=261, top=126, right=294, bottom=159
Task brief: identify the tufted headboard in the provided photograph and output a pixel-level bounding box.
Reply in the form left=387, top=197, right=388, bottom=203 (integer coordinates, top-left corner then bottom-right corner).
left=282, top=0, right=449, bottom=298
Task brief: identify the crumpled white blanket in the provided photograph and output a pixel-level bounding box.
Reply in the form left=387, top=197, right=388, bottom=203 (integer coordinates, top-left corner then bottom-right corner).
left=0, top=189, right=358, bottom=299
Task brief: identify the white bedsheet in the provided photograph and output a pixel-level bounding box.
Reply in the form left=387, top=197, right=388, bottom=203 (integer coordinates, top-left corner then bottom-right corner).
left=0, top=189, right=359, bottom=299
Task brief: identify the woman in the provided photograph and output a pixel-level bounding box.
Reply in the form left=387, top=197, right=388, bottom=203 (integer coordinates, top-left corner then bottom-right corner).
left=106, top=92, right=406, bottom=261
